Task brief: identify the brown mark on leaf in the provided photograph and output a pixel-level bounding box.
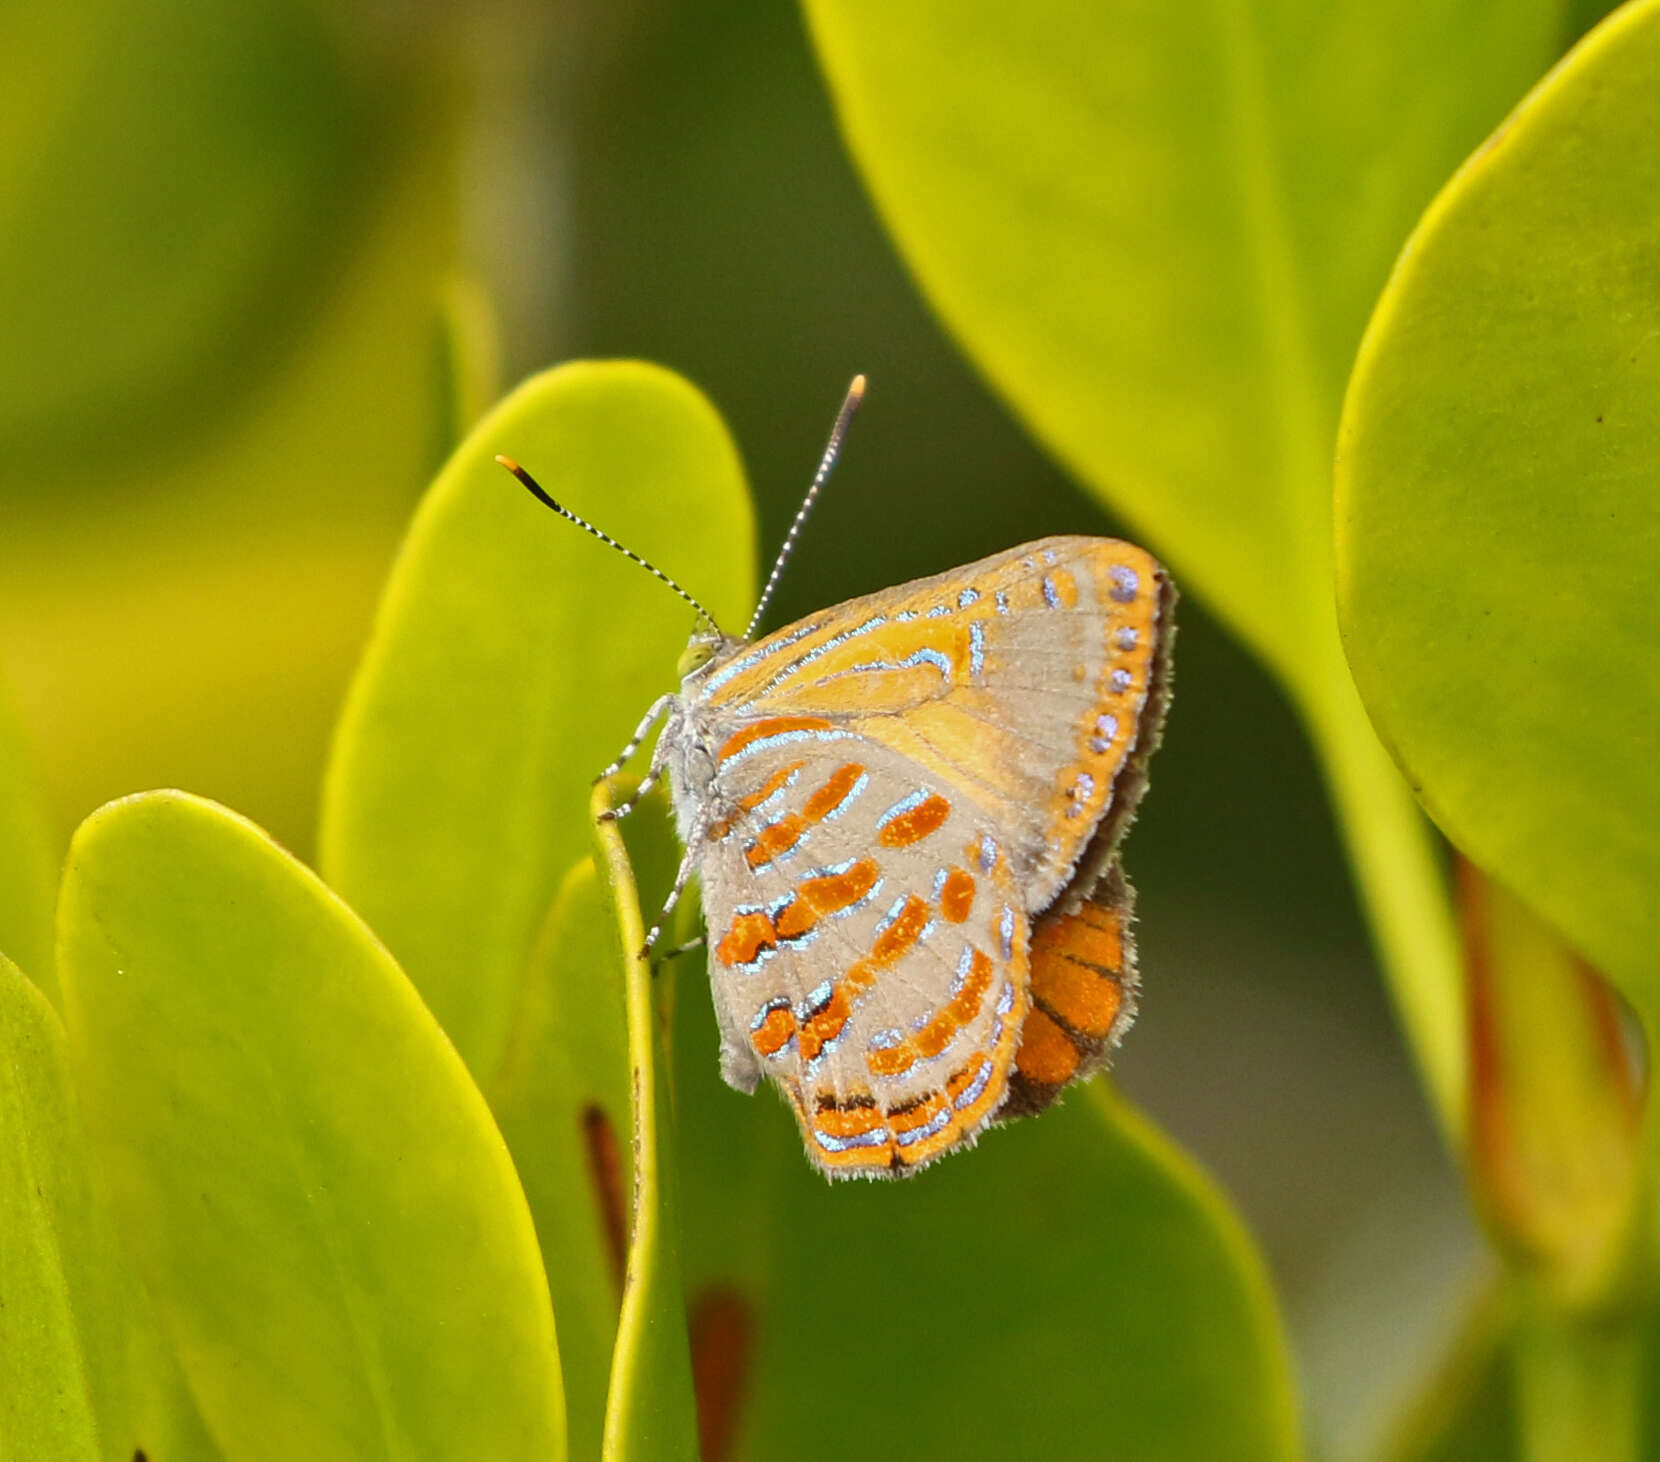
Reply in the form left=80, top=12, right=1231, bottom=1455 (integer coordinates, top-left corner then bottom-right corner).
left=689, top=1283, right=756, bottom=1462
left=581, top=1103, right=628, bottom=1293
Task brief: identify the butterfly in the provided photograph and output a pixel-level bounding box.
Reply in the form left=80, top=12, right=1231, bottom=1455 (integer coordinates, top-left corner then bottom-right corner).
left=499, top=377, right=1172, bottom=1178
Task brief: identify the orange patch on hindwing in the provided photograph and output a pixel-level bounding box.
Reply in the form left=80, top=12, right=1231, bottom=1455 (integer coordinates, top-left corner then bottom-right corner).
left=939, top=868, right=975, bottom=922
left=1014, top=1007, right=1081, bottom=1087
left=878, top=793, right=950, bottom=847
left=1029, top=899, right=1126, bottom=1039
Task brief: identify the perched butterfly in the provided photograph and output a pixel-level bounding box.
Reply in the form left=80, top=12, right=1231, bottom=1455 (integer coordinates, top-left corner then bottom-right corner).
left=499, top=377, right=1172, bottom=1178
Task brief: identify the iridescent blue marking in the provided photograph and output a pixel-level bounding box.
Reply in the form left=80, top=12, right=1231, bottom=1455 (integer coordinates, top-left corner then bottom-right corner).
left=838, top=645, right=954, bottom=682
left=877, top=788, right=933, bottom=838
left=931, top=867, right=950, bottom=901
left=904, top=646, right=952, bottom=676
left=950, top=943, right=977, bottom=996
left=1042, top=575, right=1061, bottom=610
left=723, top=726, right=857, bottom=765
left=999, top=906, right=1016, bottom=960
left=1043, top=548, right=1058, bottom=564
left=812, top=1122, right=891, bottom=1153
left=801, top=856, right=858, bottom=880
left=703, top=617, right=822, bottom=692
left=976, top=833, right=998, bottom=873
left=958, top=586, right=981, bottom=607
left=819, top=769, right=869, bottom=822
left=798, top=980, right=835, bottom=1018
left=753, top=613, right=889, bottom=695
left=952, top=1056, right=995, bottom=1110
left=926, top=603, right=953, bottom=618
left=895, top=1104, right=954, bottom=1147
left=1090, top=711, right=1119, bottom=755
left=1116, top=626, right=1139, bottom=650
left=750, top=765, right=802, bottom=822
left=749, top=996, right=791, bottom=1031
left=1110, top=668, right=1133, bottom=694
left=872, top=894, right=912, bottom=943
left=1066, top=771, right=1096, bottom=819
left=896, top=609, right=919, bottom=622
left=747, top=819, right=809, bottom=867
left=968, top=621, right=986, bottom=677
left=1109, top=564, right=1140, bottom=603
left=994, top=590, right=1011, bottom=616
left=868, top=1027, right=904, bottom=1050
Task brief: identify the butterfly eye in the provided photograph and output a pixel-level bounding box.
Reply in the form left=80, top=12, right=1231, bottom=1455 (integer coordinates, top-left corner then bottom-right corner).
left=677, top=637, right=720, bottom=677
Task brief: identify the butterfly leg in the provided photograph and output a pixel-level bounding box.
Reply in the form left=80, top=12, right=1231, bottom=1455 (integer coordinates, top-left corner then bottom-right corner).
left=650, top=934, right=706, bottom=970
left=596, top=695, right=675, bottom=823
left=594, top=693, right=674, bottom=785
left=639, top=817, right=706, bottom=958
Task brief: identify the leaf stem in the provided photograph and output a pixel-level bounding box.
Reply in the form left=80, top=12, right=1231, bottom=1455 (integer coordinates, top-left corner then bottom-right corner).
left=1512, top=1298, right=1642, bottom=1462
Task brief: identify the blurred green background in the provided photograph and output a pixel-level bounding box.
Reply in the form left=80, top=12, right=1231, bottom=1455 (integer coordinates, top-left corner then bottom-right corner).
left=0, top=1, right=1479, bottom=1450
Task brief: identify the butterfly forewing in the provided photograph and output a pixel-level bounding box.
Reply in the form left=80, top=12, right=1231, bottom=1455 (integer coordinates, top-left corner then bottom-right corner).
left=699, top=536, right=1166, bottom=908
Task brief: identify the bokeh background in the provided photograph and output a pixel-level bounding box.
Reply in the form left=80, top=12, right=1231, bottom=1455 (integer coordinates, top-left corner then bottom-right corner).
left=1, top=1, right=1480, bottom=1448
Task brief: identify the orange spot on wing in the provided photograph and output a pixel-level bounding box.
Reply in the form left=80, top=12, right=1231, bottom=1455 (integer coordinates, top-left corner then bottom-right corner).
left=718, top=716, right=833, bottom=763
left=867, top=949, right=996, bottom=1076
left=801, top=763, right=866, bottom=821
left=872, top=895, right=930, bottom=962
left=774, top=859, right=878, bottom=939
left=745, top=814, right=805, bottom=869
left=1030, top=901, right=1128, bottom=1040
left=749, top=1003, right=797, bottom=1057
left=1015, top=1007, right=1081, bottom=1087
left=798, top=989, right=853, bottom=1062
left=878, top=794, right=950, bottom=847
left=945, top=1053, right=989, bottom=1103
left=1047, top=567, right=1078, bottom=607
left=813, top=1101, right=887, bottom=1140
left=939, top=868, right=975, bottom=923
left=889, top=1091, right=949, bottom=1135
left=717, top=910, right=776, bottom=966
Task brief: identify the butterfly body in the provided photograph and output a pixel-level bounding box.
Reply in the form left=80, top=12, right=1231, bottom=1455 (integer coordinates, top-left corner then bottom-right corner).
left=656, top=534, right=1173, bottom=1178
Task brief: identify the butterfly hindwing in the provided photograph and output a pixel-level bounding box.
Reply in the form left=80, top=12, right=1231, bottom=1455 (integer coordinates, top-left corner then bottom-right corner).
left=698, top=732, right=1032, bottom=1174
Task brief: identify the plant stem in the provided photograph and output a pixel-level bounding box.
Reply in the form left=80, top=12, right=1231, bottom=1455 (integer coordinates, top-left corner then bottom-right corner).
left=1512, top=1300, right=1642, bottom=1462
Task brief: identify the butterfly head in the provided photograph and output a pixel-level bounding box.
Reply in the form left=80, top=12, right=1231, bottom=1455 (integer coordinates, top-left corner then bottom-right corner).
left=676, top=621, right=732, bottom=680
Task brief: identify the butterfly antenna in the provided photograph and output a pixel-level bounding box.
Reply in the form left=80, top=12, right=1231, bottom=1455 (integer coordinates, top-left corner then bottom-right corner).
left=744, top=373, right=866, bottom=641
left=496, top=456, right=723, bottom=633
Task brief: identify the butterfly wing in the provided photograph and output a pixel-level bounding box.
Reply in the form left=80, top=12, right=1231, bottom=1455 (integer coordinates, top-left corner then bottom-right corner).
left=696, top=734, right=1033, bottom=1176
left=697, top=536, right=1171, bottom=911
left=688, top=536, right=1171, bottom=1177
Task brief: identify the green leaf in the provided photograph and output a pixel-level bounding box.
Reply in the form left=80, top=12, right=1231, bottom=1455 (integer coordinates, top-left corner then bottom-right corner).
left=57, top=790, right=564, bottom=1462
left=0, top=953, right=223, bottom=1462
left=490, top=857, right=634, bottom=1462
left=0, top=121, right=461, bottom=861
left=592, top=783, right=700, bottom=1462
left=0, top=687, right=57, bottom=1001
left=1336, top=0, right=1660, bottom=1012
left=0, top=0, right=431, bottom=469
left=802, top=0, right=1570, bottom=1142
left=673, top=991, right=1302, bottom=1461
left=320, top=360, right=756, bottom=1079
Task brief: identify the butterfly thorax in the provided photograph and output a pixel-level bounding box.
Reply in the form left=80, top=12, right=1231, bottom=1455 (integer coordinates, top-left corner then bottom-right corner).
left=662, top=630, right=749, bottom=847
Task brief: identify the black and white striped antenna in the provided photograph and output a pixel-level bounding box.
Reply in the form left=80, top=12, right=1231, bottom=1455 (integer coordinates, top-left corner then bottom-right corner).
left=496, top=455, right=724, bottom=635
left=744, top=374, right=866, bottom=641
